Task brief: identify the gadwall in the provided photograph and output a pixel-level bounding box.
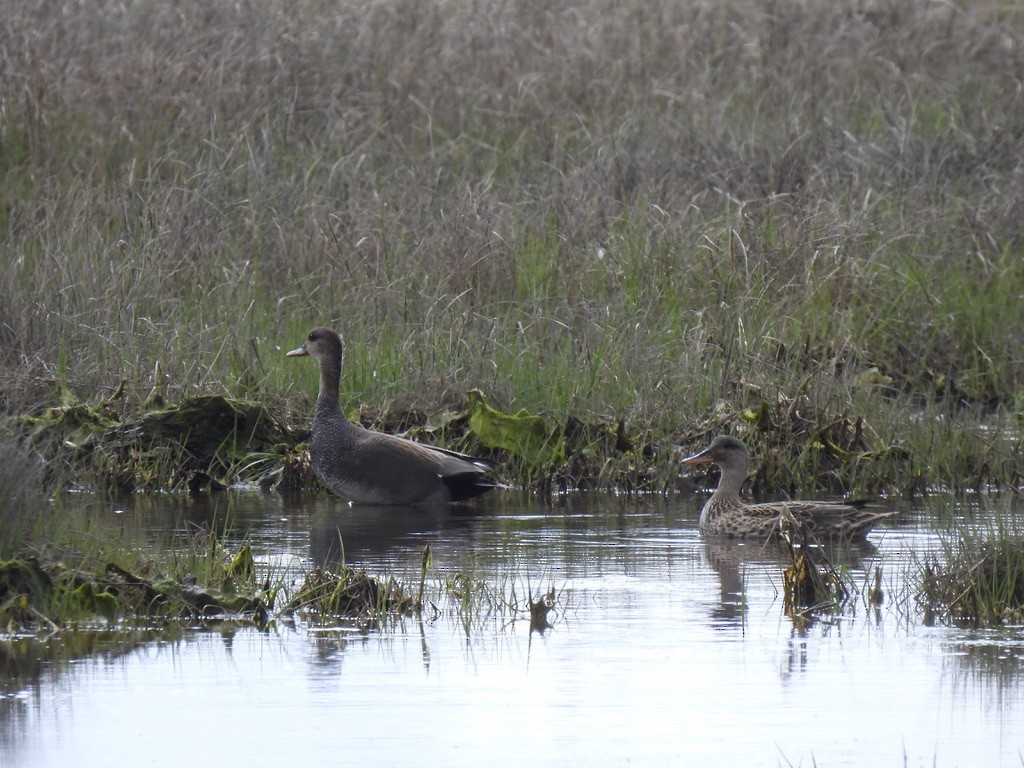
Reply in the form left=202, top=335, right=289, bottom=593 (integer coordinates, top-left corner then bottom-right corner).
left=681, top=435, right=893, bottom=540
left=287, top=327, right=496, bottom=504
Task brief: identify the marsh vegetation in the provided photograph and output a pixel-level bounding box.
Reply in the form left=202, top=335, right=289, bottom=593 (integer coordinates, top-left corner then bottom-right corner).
left=2, top=0, right=1023, bottom=497
left=920, top=514, right=1024, bottom=626
left=2, top=2, right=1024, bottom=626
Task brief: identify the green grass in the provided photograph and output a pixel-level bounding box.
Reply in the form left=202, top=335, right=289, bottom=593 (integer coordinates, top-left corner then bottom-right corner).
left=919, top=513, right=1024, bottom=626
left=1, top=0, right=1023, bottom=503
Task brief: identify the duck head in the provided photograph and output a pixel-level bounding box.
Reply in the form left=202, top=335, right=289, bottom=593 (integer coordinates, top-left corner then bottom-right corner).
left=681, top=435, right=750, bottom=473
left=287, top=327, right=344, bottom=366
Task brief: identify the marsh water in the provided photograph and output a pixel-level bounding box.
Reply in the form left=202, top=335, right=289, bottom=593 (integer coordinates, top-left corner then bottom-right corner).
left=2, top=491, right=1023, bottom=767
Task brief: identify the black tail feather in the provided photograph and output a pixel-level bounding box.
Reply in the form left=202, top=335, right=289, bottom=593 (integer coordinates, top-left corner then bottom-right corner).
left=443, top=472, right=498, bottom=502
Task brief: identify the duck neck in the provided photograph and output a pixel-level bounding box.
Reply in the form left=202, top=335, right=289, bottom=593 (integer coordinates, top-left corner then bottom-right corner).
left=710, top=463, right=746, bottom=508
left=314, top=358, right=343, bottom=419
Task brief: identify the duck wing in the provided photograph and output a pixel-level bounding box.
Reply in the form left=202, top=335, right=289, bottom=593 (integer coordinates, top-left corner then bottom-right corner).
left=351, top=431, right=494, bottom=503
left=775, top=500, right=895, bottom=539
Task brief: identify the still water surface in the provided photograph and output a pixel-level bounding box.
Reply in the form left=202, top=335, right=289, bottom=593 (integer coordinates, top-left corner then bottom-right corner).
left=2, top=491, right=1023, bottom=767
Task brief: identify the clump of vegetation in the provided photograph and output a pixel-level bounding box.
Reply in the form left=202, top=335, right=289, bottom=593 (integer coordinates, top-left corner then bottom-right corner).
left=778, top=514, right=854, bottom=617
left=528, top=589, right=558, bottom=633
left=919, top=524, right=1024, bottom=626
left=0, top=519, right=560, bottom=636
left=0, top=526, right=283, bottom=630
left=284, top=567, right=415, bottom=626
left=0, top=558, right=57, bottom=629
left=2, top=382, right=647, bottom=495
left=435, top=567, right=562, bottom=635
left=11, top=389, right=297, bottom=494
left=282, top=544, right=562, bottom=634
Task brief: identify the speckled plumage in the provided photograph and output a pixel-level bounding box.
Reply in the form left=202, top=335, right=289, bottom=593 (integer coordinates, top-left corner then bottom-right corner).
left=681, top=435, right=894, bottom=540
left=288, top=327, right=495, bottom=504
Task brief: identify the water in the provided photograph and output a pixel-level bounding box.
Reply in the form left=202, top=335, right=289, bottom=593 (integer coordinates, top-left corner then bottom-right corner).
left=2, top=491, right=1023, bottom=767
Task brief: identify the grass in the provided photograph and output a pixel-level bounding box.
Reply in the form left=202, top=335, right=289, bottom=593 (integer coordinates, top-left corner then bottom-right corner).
left=1, top=1, right=1023, bottom=506
left=919, top=513, right=1024, bottom=626
left=778, top=514, right=856, bottom=618
left=0, top=496, right=561, bottom=634
left=434, top=563, right=562, bottom=636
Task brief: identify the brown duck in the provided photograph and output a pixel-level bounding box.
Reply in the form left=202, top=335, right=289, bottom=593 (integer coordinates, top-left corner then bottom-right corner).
left=681, top=435, right=893, bottom=540
left=288, top=327, right=496, bottom=504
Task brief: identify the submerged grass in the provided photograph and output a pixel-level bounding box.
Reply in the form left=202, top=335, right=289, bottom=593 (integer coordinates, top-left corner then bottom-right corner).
left=434, top=565, right=562, bottom=636
left=1, top=505, right=560, bottom=635
left=1, top=1, right=1023, bottom=504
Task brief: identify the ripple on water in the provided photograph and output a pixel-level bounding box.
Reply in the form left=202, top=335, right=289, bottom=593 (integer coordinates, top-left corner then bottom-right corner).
left=1, top=491, right=1022, bottom=768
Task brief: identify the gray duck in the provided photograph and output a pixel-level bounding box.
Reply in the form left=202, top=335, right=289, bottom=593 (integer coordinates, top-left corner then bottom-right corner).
left=288, top=327, right=495, bottom=504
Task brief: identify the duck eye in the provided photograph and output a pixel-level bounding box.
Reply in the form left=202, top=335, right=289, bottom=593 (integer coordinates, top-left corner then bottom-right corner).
left=308, top=332, right=315, bottom=341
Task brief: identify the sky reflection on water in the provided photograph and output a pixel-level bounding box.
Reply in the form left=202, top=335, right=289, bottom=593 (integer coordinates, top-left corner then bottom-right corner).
left=1, top=491, right=1022, bottom=767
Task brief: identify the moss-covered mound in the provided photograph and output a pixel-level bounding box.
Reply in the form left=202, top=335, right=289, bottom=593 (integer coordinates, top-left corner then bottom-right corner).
left=13, top=393, right=296, bottom=493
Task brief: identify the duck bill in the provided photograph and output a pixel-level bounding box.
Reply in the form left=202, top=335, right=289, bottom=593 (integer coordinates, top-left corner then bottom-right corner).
left=286, top=344, right=309, bottom=357
left=680, top=447, right=715, bottom=465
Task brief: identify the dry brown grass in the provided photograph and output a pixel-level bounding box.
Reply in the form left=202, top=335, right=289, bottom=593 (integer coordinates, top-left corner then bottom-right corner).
left=1, top=1, right=1023, bottom=493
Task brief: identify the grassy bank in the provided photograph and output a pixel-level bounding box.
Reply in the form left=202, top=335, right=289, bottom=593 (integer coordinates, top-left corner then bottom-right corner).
left=2, top=1, right=1023, bottom=500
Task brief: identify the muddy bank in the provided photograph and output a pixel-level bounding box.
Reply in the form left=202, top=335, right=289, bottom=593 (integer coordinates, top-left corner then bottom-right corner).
left=3, top=383, right=926, bottom=498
